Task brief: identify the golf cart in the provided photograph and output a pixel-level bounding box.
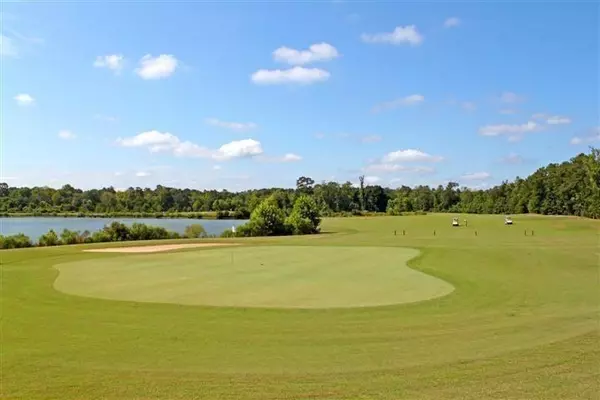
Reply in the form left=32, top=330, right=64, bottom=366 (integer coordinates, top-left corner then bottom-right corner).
left=452, top=217, right=460, bottom=227
left=504, top=215, right=513, bottom=225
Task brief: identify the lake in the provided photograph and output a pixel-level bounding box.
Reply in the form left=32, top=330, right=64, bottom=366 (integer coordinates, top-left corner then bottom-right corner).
left=0, top=217, right=248, bottom=241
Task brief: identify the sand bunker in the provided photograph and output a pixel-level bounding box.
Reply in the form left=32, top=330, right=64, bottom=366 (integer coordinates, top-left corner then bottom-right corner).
left=83, top=243, right=238, bottom=253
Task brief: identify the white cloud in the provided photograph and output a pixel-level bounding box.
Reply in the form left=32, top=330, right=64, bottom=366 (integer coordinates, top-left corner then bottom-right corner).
left=256, top=153, right=303, bottom=163
left=479, top=121, right=541, bottom=138
left=14, top=93, right=34, bottom=106
left=361, top=134, right=382, bottom=143
left=273, top=42, right=339, bottom=66
left=135, top=54, right=179, bottom=79
left=382, top=149, right=443, bottom=163
left=444, top=17, right=461, bottom=28
left=93, top=54, right=124, bottom=73
left=205, top=118, right=258, bottom=132
left=114, top=171, right=123, bottom=176
left=212, top=165, right=222, bottom=170
left=372, top=94, right=424, bottom=113
left=0, top=34, right=17, bottom=57
left=117, top=131, right=264, bottom=161
left=364, top=176, right=381, bottom=184
left=461, top=172, right=491, bottom=181
left=570, top=127, right=600, bottom=145
left=280, top=153, right=302, bottom=162
left=251, top=66, right=330, bottom=85
left=58, top=130, right=76, bottom=140
left=499, top=91, right=524, bottom=104
left=216, top=139, right=263, bottom=160
left=546, top=115, right=571, bottom=125
left=532, top=113, right=571, bottom=125
left=361, top=25, right=423, bottom=46
left=135, top=171, right=150, bottom=177
left=117, top=130, right=181, bottom=149
left=500, top=109, right=517, bottom=115
left=365, top=164, right=435, bottom=174
left=314, top=132, right=326, bottom=139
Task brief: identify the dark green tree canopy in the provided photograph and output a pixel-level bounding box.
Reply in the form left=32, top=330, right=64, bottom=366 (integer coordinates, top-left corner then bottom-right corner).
left=1, top=148, right=598, bottom=219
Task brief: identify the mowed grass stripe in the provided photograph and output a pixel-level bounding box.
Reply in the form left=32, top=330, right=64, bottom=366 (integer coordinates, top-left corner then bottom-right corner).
left=53, top=246, right=454, bottom=308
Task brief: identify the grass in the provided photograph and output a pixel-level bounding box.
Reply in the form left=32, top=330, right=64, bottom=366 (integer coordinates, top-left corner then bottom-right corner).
left=53, top=246, right=453, bottom=308
left=2, top=214, right=599, bottom=399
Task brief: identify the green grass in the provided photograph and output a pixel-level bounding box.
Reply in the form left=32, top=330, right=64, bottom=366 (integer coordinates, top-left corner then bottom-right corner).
left=54, top=246, right=453, bottom=308
left=2, top=214, right=599, bottom=399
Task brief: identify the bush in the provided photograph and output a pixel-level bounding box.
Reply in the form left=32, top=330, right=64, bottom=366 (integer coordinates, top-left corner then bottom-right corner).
left=220, top=229, right=237, bottom=238
left=286, top=195, right=321, bottom=234
left=129, top=223, right=170, bottom=241
left=184, top=224, right=207, bottom=238
left=38, top=229, right=61, bottom=247
left=246, top=200, right=287, bottom=236
left=90, top=230, right=112, bottom=243
left=60, top=229, right=86, bottom=245
left=103, top=221, right=131, bottom=241
left=0, top=233, right=33, bottom=249
left=285, top=212, right=314, bottom=235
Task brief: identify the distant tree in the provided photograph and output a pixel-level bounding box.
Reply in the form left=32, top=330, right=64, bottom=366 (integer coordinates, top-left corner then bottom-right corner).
left=358, top=175, right=365, bottom=211
left=296, top=176, right=315, bottom=193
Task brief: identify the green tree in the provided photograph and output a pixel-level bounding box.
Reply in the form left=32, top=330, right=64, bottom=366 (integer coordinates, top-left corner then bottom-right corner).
left=38, top=229, right=61, bottom=246
left=246, top=199, right=287, bottom=236
left=286, top=195, right=321, bottom=234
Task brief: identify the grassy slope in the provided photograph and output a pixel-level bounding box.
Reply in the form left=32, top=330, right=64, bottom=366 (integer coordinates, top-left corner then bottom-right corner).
left=2, top=214, right=599, bottom=399
left=53, top=246, right=453, bottom=308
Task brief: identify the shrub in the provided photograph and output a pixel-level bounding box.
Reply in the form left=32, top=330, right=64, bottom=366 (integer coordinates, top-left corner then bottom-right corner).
left=0, top=233, right=33, bottom=249
left=220, top=229, right=237, bottom=238
left=128, top=223, right=170, bottom=241
left=184, top=224, right=207, bottom=239
left=246, top=201, right=287, bottom=236
left=90, top=230, right=112, bottom=243
left=60, top=229, right=85, bottom=245
left=103, top=221, right=131, bottom=241
left=38, top=229, right=61, bottom=247
left=286, top=195, right=321, bottom=234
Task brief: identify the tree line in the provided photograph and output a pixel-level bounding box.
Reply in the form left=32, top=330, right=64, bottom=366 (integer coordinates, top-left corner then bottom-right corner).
left=0, top=194, right=323, bottom=249
left=1, top=147, right=598, bottom=219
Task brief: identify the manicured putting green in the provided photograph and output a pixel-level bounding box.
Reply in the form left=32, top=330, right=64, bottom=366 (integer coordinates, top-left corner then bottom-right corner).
left=54, top=245, right=454, bottom=308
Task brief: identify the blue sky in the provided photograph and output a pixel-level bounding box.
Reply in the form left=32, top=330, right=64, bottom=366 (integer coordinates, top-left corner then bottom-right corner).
left=2, top=1, right=598, bottom=191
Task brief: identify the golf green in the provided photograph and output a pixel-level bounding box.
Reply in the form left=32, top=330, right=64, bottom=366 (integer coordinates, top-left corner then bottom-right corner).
left=53, top=246, right=454, bottom=308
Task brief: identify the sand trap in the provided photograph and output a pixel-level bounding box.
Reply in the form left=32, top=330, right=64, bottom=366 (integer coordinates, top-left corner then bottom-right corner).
left=83, top=243, right=238, bottom=253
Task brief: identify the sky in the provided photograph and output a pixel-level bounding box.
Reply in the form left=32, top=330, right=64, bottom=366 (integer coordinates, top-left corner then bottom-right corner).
left=2, top=1, right=598, bottom=191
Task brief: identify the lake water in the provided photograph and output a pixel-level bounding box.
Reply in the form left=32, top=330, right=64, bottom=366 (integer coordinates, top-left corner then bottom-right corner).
left=0, top=217, right=248, bottom=241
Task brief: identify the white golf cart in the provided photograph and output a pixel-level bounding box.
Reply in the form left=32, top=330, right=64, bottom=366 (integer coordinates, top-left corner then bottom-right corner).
left=452, top=217, right=460, bottom=227
left=504, top=215, right=513, bottom=225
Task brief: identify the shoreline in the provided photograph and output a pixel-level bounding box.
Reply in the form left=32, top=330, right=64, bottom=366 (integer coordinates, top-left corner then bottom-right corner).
left=0, top=212, right=243, bottom=220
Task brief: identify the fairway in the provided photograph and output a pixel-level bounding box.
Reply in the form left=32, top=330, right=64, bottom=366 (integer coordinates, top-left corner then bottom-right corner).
left=54, top=246, right=454, bottom=308
left=3, top=214, right=599, bottom=399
